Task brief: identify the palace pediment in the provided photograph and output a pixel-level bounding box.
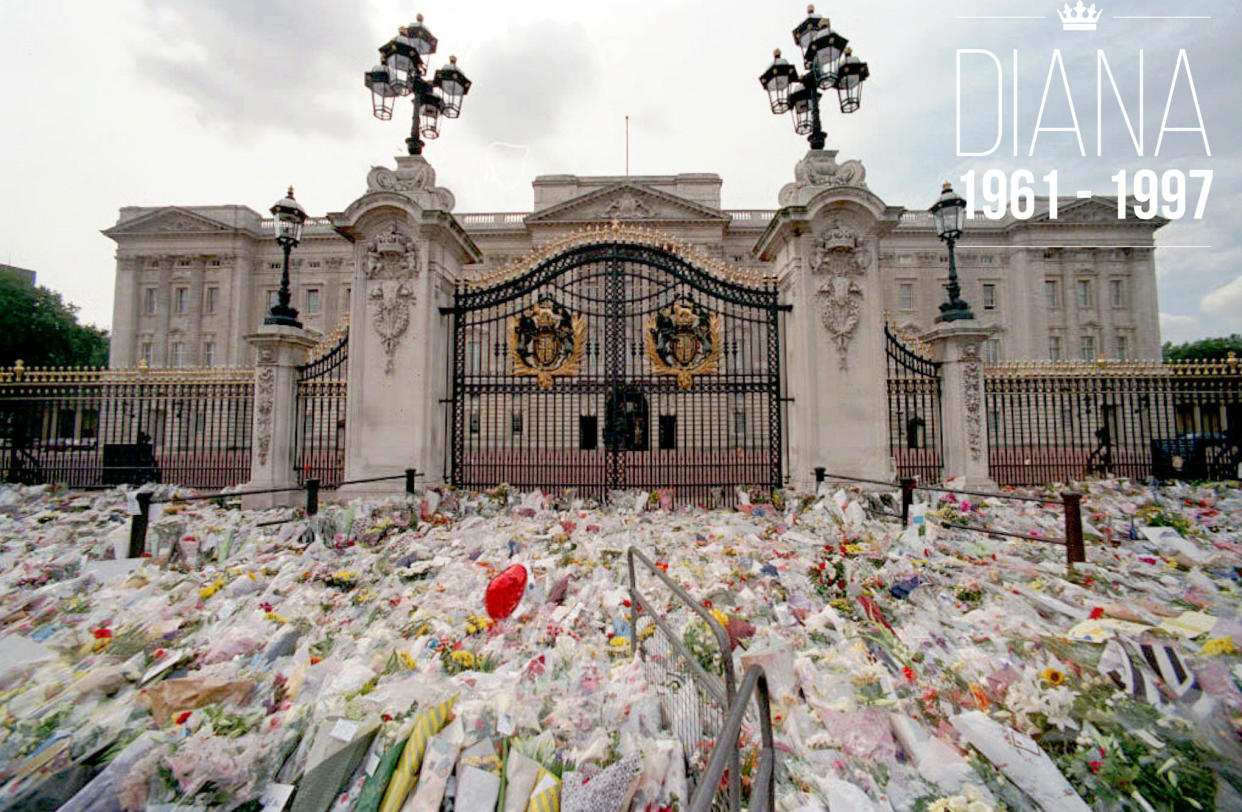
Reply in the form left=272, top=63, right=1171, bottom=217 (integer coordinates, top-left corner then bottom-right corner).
left=525, top=183, right=729, bottom=226
left=1029, top=197, right=1166, bottom=226
left=103, top=207, right=239, bottom=237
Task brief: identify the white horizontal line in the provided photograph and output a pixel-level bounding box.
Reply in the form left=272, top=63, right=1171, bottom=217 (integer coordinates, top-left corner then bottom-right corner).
left=957, top=15, right=1045, bottom=19
left=956, top=245, right=1209, bottom=249
left=1113, top=15, right=1211, bottom=19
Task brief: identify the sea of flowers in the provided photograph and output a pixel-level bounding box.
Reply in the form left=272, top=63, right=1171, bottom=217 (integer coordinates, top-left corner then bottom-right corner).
left=0, top=477, right=1239, bottom=810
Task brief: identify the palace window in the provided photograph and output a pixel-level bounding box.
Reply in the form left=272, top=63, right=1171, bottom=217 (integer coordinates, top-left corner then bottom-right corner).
left=309, top=260, right=321, bottom=269
left=580, top=415, right=598, bottom=450
left=269, top=262, right=280, bottom=270
left=1045, top=280, right=1060, bottom=309
left=144, top=288, right=157, bottom=315
left=174, top=287, right=188, bottom=314
left=985, top=338, right=1000, bottom=364
left=1049, top=336, right=1062, bottom=361
left=306, top=288, right=321, bottom=314
left=658, top=415, right=676, bottom=450
left=1110, top=279, right=1124, bottom=308
left=906, top=416, right=926, bottom=449
left=205, top=287, right=219, bottom=314
left=202, top=341, right=215, bottom=367
left=1116, top=335, right=1129, bottom=360
left=511, top=412, right=523, bottom=435
left=1080, top=335, right=1096, bottom=360
left=1077, top=279, right=1094, bottom=308
left=140, top=342, right=153, bottom=365
left=982, top=284, right=997, bottom=310
left=209, top=259, right=221, bottom=267
left=734, top=410, right=746, bottom=439
left=899, top=283, right=913, bottom=311
left=169, top=342, right=185, bottom=367
left=343, top=287, right=351, bottom=310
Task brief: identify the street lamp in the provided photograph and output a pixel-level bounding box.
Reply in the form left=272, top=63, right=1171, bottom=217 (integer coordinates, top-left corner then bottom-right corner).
left=364, top=14, right=471, bottom=155
left=265, top=186, right=307, bottom=328
left=759, top=5, right=869, bottom=150
left=930, top=182, right=975, bottom=322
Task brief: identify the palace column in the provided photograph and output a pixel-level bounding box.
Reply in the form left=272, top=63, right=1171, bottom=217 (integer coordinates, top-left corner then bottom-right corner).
left=329, top=156, right=482, bottom=494
left=755, top=151, right=900, bottom=491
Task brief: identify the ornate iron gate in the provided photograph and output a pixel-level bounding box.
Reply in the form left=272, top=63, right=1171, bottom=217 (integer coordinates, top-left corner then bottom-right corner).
left=886, top=324, right=944, bottom=483
left=295, top=328, right=348, bottom=487
left=449, top=229, right=783, bottom=504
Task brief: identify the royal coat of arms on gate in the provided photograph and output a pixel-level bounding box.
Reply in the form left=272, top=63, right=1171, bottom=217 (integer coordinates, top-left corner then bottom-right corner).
left=508, top=298, right=585, bottom=389
left=645, top=297, right=722, bottom=389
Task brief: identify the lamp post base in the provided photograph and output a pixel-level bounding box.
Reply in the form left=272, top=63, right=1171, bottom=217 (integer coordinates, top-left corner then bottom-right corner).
left=935, top=300, right=975, bottom=323
left=405, top=135, right=424, bottom=155
left=264, top=306, right=302, bottom=329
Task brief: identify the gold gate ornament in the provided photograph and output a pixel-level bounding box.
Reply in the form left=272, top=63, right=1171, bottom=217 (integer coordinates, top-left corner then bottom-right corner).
left=645, top=297, right=722, bottom=389
left=508, top=299, right=585, bottom=389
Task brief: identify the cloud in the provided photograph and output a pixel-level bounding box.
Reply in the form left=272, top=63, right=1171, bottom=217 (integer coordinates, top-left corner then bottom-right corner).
left=1201, top=276, right=1242, bottom=326
left=133, top=0, right=375, bottom=140
left=1159, top=312, right=1201, bottom=344
left=462, top=20, right=599, bottom=148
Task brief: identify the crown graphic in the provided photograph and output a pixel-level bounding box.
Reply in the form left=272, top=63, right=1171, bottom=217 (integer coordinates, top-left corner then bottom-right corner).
left=1058, top=1, right=1102, bottom=31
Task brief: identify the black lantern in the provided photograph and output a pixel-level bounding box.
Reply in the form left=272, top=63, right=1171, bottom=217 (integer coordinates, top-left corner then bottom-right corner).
left=265, top=186, right=307, bottom=328
left=417, top=92, right=444, bottom=138
left=806, top=26, right=848, bottom=89
left=759, top=50, right=799, bottom=114
left=365, top=65, right=398, bottom=120
left=365, top=13, right=470, bottom=155
left=835, top=48, right=869, bottom=114
left=930, top=182, right=974, bottom=322
left=760, top=4, right=869, bottom=150
left=433, top=55, right=471, bottom=118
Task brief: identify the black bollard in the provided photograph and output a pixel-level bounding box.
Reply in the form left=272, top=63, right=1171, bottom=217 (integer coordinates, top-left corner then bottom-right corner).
left=405, top=468, right=417, bottom=496
left=306, top=479, right=320, bottom=517
left=128, top=491, right=152, bottom=558
left=1062, top=491, right=1085, bottom=568
left=900, top=477, right=916, bottom=526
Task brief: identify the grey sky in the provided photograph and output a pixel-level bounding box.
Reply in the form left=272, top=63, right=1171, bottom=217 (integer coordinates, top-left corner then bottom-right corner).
left=0, top=0, right=1236, bottom=345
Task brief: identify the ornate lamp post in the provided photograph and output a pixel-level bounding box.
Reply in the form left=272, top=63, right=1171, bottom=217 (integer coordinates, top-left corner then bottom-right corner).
left=930, top=182, right=975, bottom=322
left=759, top=5, right=869, bottom=150
left=264, top=187, right=307, bottom=328
left=364, top=14, right=471, bottom=155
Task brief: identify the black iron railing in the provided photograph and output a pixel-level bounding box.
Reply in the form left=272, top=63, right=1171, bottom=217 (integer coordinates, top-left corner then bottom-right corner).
left=447, top=230, right=787, bottom=507
left=0, top=365, right=253, bottom=489
left=984, top=358, right=1241, bottom=486
left=295, top=329, right=349, bottom=488
left=885, top=324, right=944, bottom=484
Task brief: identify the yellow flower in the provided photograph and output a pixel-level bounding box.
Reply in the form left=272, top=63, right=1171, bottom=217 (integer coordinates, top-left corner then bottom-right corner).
left=609, top=636, right=630, bottom=650
left=1040, top=667, right=1065, bottom=686
left=397, top=650, right=417, bottom=670
left=200, top=577, right=225, bottom=600
left=449, top=650, right=476, bottom=669
left=638, top=625, right=656, bottom=642
left=1201, top=636, right=1236, bottom=657
left=265, top=611, right=288, bottom=625
left=709, top=609, right=729, bottom=629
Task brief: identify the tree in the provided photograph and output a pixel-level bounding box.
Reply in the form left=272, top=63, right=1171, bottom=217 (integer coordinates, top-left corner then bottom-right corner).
left=1162, top=334, right=1242, bottom=363
left=0, top=275, right=109, bottom=368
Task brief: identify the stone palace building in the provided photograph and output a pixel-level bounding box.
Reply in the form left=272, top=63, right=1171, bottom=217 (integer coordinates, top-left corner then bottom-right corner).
left=104, top=158, right=1165, bottom=370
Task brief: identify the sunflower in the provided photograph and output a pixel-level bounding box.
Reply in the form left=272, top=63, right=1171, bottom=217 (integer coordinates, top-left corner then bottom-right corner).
left=1040, top=667, right=1065, bottom=686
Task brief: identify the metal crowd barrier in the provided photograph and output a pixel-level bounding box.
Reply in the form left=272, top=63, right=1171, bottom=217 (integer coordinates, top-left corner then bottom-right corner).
left=627, top=547, right=740, bottom=811
left=688, top=666, right=776, bottom=812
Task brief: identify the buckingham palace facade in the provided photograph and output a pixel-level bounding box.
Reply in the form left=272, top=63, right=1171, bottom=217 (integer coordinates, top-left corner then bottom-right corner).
left=103, top=169, right=1164, bottom=371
